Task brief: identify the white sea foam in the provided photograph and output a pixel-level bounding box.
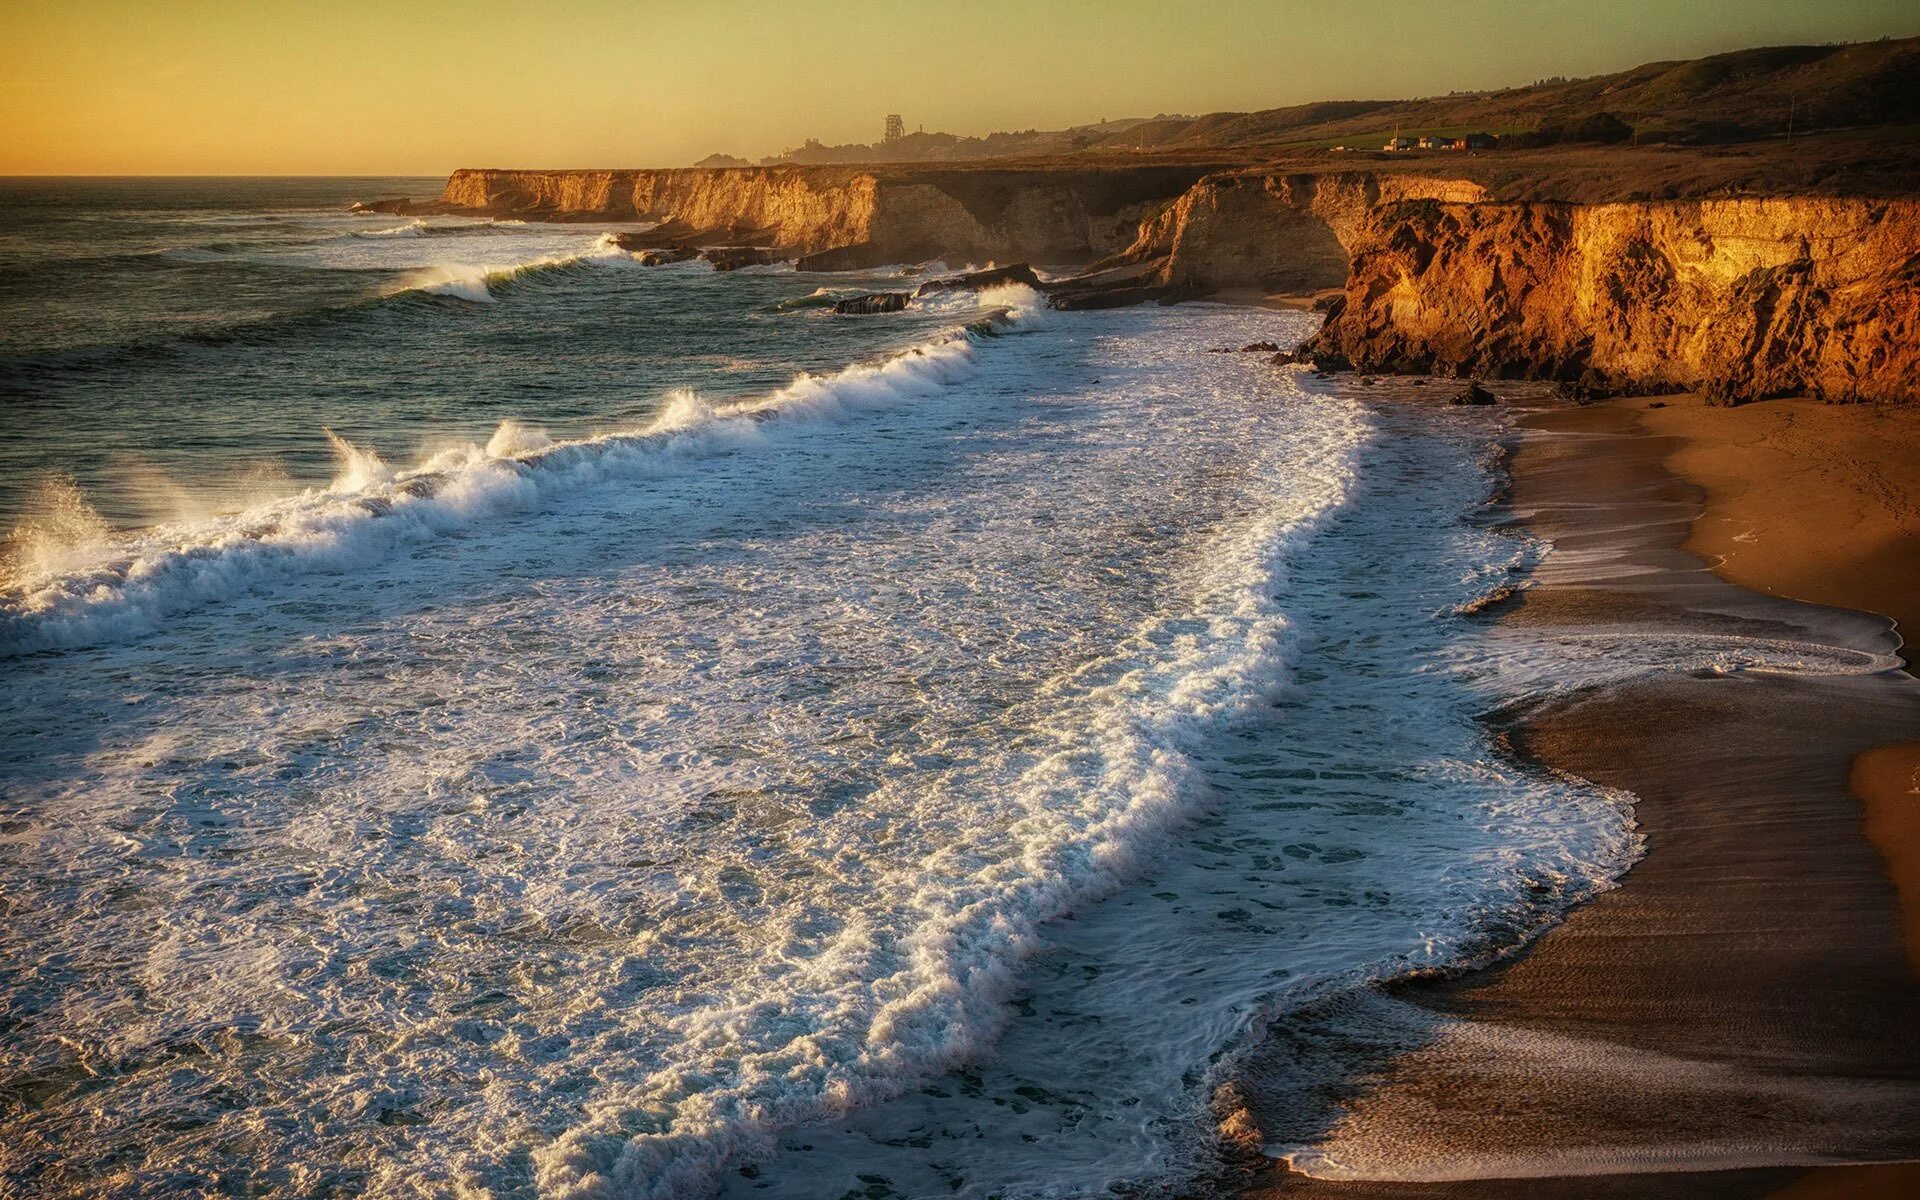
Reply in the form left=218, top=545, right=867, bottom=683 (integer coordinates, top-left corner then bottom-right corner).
left=8, top=305, right=1407, bottom=1198
left=0, top=303, right=1026, bottom=656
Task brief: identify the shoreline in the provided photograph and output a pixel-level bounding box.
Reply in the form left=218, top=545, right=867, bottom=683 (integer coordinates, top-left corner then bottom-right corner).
left=1228, top=391, right=1920, bottom=1197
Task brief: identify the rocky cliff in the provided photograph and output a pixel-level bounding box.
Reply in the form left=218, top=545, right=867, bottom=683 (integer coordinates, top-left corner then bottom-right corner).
left=435, top=166, right=1210, bottom=266
left=1296, top=195, right=1920, bottom=404
left=1112, top=171, right=1487, bottom=291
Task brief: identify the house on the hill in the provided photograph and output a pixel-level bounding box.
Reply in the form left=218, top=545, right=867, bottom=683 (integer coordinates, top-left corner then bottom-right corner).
left=1417, top=136, right=1448, bottom=150
left=1452, top=132, right=1500, bottom=151
left=1384, top=136, right=1414, bottom=151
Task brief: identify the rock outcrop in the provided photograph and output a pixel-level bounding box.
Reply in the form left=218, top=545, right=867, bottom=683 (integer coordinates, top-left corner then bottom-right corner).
left=1300, top=196, right=1920, bottom=404
left=832, top=293, right=910, bottom=315
left=1112, top=170, right=1487, bottom=292
left=914, top=263, right=1044, bottom=295
left=700, top=246, right=782, bottom=271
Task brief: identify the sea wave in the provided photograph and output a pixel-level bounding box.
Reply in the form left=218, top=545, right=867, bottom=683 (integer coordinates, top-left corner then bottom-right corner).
left=387, top=232, right=646, bottom=302
left=0, top=235, right=648, bottom=383
left=351, top=219, right=427, bottom=238
left=0, top=292, right=1046, bottom=656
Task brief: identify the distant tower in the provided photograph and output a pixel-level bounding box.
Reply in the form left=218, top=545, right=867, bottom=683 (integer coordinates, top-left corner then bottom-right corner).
left=884, top=113, right=905, bottom=144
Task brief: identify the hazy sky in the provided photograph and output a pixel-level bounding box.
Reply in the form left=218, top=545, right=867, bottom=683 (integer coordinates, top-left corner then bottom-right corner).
left=3, top=0, right=1914, bottom=175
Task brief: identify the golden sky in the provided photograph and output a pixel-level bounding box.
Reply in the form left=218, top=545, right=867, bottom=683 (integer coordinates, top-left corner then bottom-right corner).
left=3, top=0, right=1914, bottom=175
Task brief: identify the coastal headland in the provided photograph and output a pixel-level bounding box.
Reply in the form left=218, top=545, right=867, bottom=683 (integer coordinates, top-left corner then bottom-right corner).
left=375, top=126, right=1918, bottom=406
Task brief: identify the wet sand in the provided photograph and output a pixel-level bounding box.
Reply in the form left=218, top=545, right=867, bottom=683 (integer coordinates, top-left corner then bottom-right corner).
left=1634, top=395, right=1920, bottom=972
left=1227, top=395, right=1920, bottom=1198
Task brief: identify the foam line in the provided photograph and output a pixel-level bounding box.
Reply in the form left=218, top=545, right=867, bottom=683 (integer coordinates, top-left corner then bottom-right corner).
left=0, top=296, right=1044, bottom=656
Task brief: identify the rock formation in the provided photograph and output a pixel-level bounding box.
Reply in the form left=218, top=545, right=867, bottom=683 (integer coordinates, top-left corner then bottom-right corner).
left=1300, top=196, right=1920, bottom=404
left=914, top=263, right=1044, bottom=295
left=832, top=293, right=910, bottom=315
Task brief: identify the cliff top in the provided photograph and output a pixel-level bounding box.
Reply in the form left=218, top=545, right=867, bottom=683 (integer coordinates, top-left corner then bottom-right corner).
left=452, top=127, right=1918, bottom=204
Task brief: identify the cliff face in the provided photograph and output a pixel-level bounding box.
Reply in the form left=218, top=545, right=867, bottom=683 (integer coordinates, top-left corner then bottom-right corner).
left=437, top=166, right=1208, bottom=265
left=1299, top=196, right=1920, bottom=403
left=1117, top=171, right=1486, bottom=291
left=441, top=168, right=879, bottom=253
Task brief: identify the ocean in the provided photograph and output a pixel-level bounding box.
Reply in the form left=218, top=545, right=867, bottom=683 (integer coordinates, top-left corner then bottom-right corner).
left=0, top=178, right=1658, bottom=1199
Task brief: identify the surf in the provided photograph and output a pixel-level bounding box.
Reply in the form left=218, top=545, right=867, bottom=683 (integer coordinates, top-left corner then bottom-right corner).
left=0, top=292, right=1046, bottom=656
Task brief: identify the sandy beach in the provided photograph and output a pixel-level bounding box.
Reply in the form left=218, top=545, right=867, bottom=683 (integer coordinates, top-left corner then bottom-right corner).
left=1232, top=392, right=1920, bottom=1198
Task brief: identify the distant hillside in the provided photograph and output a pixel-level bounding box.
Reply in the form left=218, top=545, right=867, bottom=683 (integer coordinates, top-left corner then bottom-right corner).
left=748, top=117, right=1191, bottom=166
left=740, top=37, right=1917, bottom=167
left=1102, top=36, right=1919, bottom=152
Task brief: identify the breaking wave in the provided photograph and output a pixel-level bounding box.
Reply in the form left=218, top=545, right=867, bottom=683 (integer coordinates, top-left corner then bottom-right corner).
left=0, top=295, right=1044, bottom=656
left=389, top=232, right=646, bottom=302
left=353, top=220, right=427, bottom=238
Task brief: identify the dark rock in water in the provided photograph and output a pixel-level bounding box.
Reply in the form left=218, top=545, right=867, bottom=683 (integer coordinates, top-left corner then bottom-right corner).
left=796, top=244, right=877, bottom=272
left=351, top=198, right=415, bottom=216
left=1049, top=284, right=1161, bottom=311
left=1240, top=341, right=1281, bottom=352
left=636, top=246, right=699, bottom=266
left=832, top=292, right=910, bottom=315
left=914, top=263, right=1043, bottom=296
left=1451, top=381, right=1498, bottom=405
left=702, top=246, right=782, bottom=271
left=1269, top=351, right=1302, bottom=366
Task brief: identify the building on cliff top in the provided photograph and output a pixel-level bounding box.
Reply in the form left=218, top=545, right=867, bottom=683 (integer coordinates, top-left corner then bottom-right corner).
left=884, top=113, right=904, bottom=144
left=1453, top=132, right=1500, bottom=150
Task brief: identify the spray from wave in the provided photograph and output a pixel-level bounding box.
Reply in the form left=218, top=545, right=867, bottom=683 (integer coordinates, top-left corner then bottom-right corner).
left=0, top=292, right=1046, bottom=656
left=1, top=474, right=113, bottom=590
left=389, top=233, right=646, bottom=302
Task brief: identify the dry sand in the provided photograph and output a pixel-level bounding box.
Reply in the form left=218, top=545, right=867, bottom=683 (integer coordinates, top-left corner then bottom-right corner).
left=1227, top=394, right=1920, bottom=1199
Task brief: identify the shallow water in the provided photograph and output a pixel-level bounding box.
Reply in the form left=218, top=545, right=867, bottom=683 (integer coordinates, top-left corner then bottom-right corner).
left=0, top=180, right=1740, bottom=1199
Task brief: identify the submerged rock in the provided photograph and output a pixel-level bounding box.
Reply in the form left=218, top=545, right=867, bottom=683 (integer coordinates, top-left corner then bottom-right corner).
left=702, top=246, right=782, bottom=271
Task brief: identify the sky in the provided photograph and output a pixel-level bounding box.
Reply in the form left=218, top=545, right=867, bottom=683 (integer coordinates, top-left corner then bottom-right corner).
left=2, top=0, right=1915, bottom=175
